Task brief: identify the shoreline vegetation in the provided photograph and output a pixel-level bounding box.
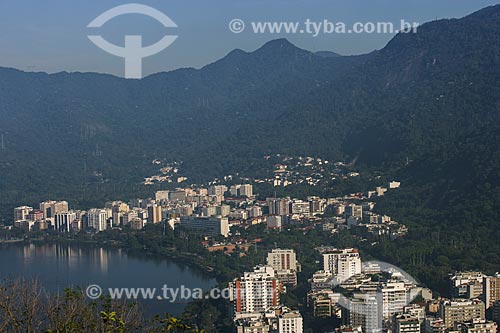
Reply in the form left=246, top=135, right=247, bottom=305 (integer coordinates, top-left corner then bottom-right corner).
left=0, top=278, right=204, bottom=333
left=0, top=233, right=230, bottom=332
left=0, top=222, right=362, bottom=332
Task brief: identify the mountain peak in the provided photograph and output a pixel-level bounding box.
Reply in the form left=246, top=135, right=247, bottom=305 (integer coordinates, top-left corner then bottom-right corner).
left=315, top=51, right=342, bottom=58
left=255, top=38, right=308, bottom=55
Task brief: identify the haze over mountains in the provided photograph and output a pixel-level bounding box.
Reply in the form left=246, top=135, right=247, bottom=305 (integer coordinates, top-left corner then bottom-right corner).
left=0, top=5, right=499, bottom=217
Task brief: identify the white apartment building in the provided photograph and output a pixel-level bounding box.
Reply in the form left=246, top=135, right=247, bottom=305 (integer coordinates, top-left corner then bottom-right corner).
left=348, top=294, right=381, bottom=333
left=53, top=211, right=77, bottom=232
left=180, top=215, right=229, bottom=237
left=87, top=208, right=108, bottom=232
left=14, top=206, right=33, bottom=222
left=323, top=248, right=362, bottom=281
left=229, top=266, right=280, bottom=315
left=377, top=282, right=409, bottom=319
left=267, top=249, right=299, bottom=272
left=267, top=249, right=300, bottom=287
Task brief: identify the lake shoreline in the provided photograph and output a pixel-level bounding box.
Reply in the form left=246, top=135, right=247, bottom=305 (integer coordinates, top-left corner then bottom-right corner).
left=29, top=238, right=222, bottom=284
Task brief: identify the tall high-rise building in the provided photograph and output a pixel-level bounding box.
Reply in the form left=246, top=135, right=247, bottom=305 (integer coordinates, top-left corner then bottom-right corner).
left=377, top=282, right=409, bottom=319
left=267, top=249, right=299, bottom=272
left=267, top=198, right=291, bottom=216
left=229, top=266, right=280, bottom=315
left=14, top=206, right=33, bottom=222
left=267, top=249, right=300, bottom=287
left=267, top=215, right=283, bottom=229
left=345, top=204, right=363, bottom=220
left=40, top=201, right=56, bottom=218
left=53, top=201, right=69, bottom=215
left=110, top=202, right=129, bottom=227
left=148, top=204, right=162, bottom=224
left=308, top=197, right=324, bottom=215
left=230, top=184, right=253, bottom=197
left=347, top=294, right=381, bottom=333
left=208, top=185, right=227, bottom=204
left=87, top=209, right=108, bottom=232
left=483, top=274, right=500, bottom=309
left=39, top=201, right=68, bottom=219
left=323, top=248, right=362, bottom=281
left=53, top=211, right=77, bottom=232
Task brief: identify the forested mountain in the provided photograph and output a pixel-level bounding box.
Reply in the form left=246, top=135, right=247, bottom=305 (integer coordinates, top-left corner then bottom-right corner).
left=0, top=3, right=499, bottom=234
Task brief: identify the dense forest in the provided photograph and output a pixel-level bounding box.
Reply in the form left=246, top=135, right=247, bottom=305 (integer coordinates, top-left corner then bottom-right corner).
left=0, top=4, right=499, bottom=306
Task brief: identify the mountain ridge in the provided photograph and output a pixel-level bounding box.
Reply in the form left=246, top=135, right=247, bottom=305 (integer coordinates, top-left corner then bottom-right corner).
left=0, top=5, right=499, bottom=218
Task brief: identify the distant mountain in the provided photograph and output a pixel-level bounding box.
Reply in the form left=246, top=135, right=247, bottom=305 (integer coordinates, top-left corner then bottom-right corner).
left=0, top=5, right=499, bottom=220
left=315, top=51, right=342, bottom=58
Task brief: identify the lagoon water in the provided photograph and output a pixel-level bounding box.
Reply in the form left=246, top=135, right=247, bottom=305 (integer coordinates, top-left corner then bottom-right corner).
left=0, top=243, right=216, bottom=315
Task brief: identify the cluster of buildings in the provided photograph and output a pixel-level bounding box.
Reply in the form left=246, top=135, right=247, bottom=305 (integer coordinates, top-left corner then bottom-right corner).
left=12, top=185, right=258, bottom=236
left=303, top=248, right=500, bottom=333
left=12, top=180, right=407, bottom=245
left=261, top=182, right=406, bottom=242
left=307, top=247, right=421, bottom=328
left=446, top=271, right=500, bottom=321
left=318, top=198, right=407, bottom=241
left=255, top=155, right=361, bottom=188
left=228, top=249, right=303, bottom=333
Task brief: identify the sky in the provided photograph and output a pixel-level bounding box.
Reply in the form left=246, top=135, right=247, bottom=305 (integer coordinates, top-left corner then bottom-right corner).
left=0, top=0, right=499, bottom=77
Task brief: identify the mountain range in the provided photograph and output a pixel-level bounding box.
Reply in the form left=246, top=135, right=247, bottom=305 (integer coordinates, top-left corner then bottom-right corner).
left=0, top=5, right=499, bottom=225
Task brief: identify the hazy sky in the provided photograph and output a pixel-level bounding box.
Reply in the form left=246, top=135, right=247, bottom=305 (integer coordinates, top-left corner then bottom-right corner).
left=0, top=0, right=498, bottom=77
